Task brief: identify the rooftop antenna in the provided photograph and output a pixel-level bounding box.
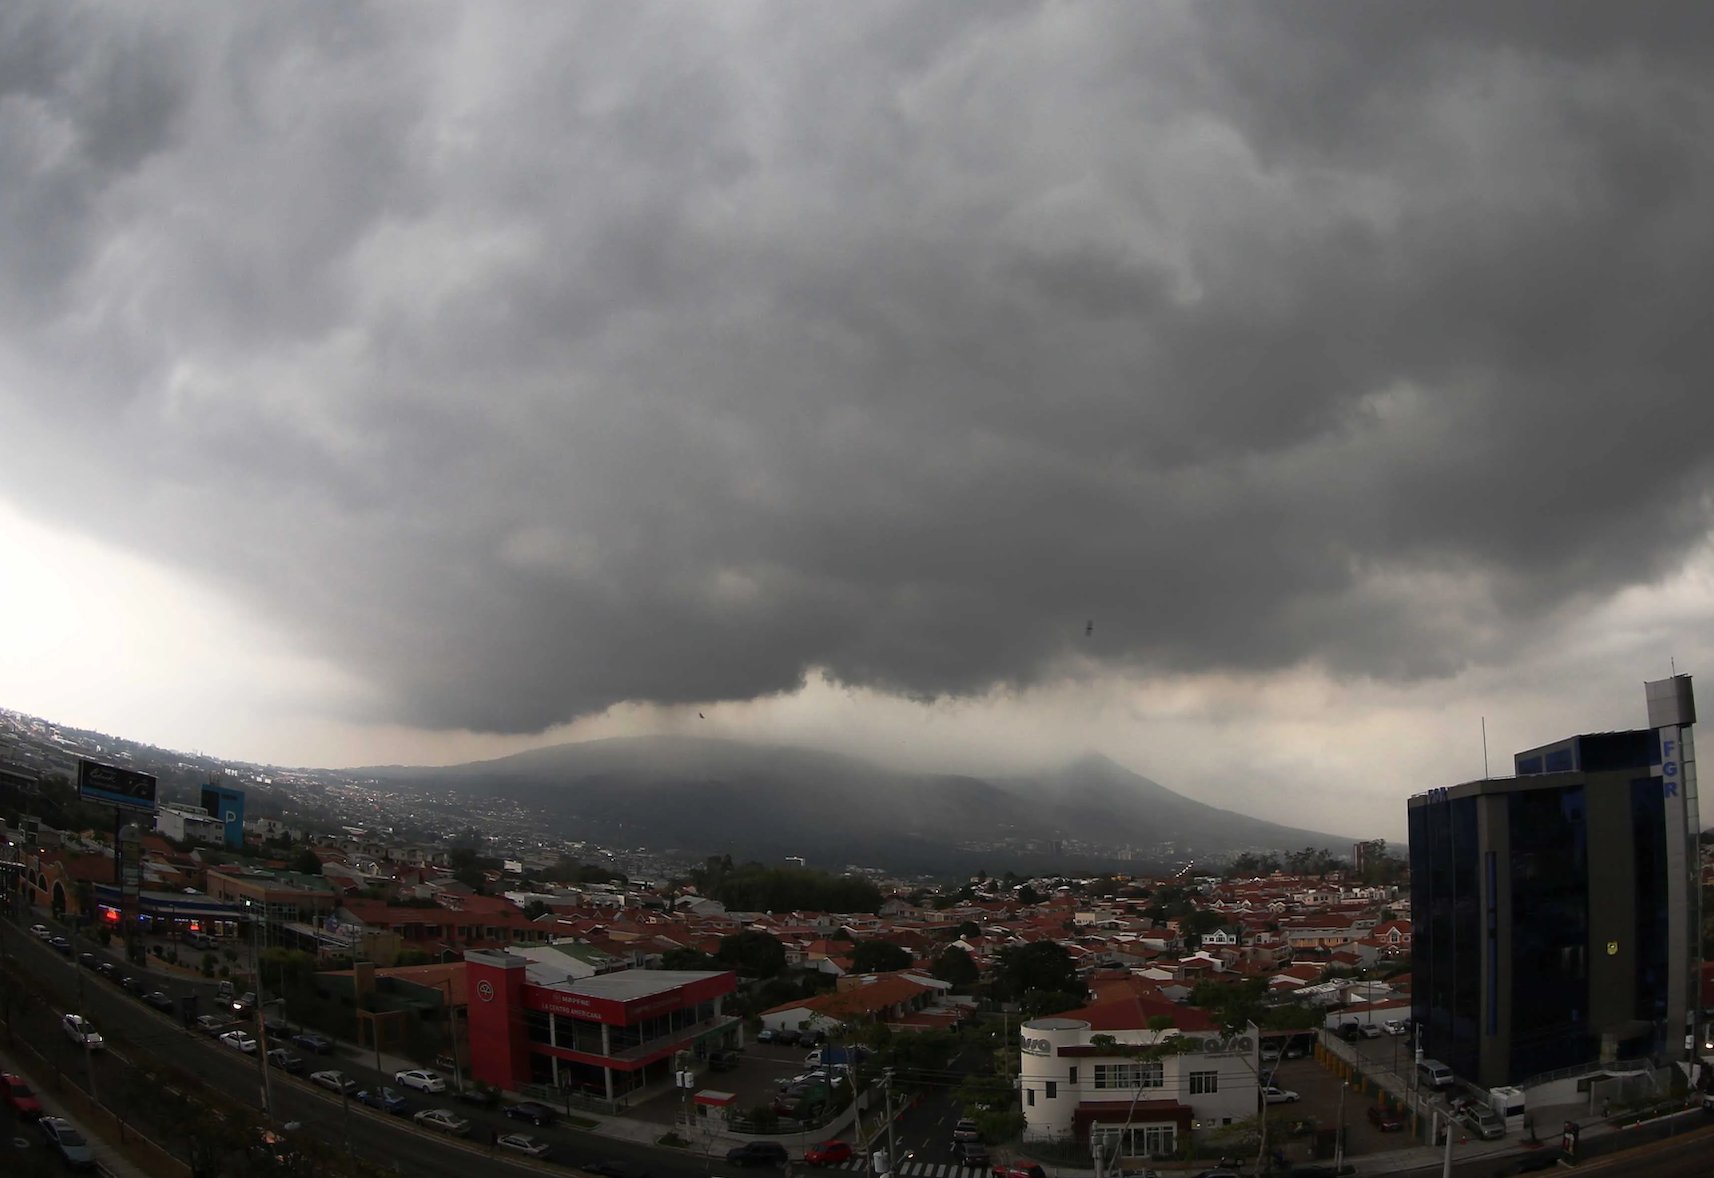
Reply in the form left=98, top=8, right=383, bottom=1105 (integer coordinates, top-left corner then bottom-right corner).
left=1481, top=716, right=1489, bottom=779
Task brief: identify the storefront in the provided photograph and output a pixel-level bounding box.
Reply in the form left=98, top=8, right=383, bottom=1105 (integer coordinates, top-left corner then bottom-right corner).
left=465, top=950, right=738, bottom=1100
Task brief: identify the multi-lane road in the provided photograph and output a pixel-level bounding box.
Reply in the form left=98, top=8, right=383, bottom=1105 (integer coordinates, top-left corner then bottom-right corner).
left=0, top=912, right=721, bottom=1178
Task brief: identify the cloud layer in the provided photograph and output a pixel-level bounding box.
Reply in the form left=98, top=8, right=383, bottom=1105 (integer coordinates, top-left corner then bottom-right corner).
left=5, top=3, right=1714, bottom=738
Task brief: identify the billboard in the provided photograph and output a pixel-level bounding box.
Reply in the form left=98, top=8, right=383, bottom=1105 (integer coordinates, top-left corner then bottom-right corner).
left=77, top=759, right=158, bottom=813
left=200, top=784, right=246, bottom=849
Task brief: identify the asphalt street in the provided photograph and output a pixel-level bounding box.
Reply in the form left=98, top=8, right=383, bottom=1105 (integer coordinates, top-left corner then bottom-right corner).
left=0, top=911, right=724, bottom=1178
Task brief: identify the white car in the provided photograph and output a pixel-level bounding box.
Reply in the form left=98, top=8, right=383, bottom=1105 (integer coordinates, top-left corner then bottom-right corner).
left=498, top=1133, right=551, bottom=1158
left=412, top=1108, right=470, bottom=1136
left=311, top=1070, right=357, bottom=1094
left=394, top=1069, right=447, bottom=1093
left=1359, top=1023, right=1383, bottom=1039
left=30, top=923, right=51, bottom=940
left=1262, top=1086, right=1300, bottom=1104
left=220, top=1030, right=259, bottom=1054
left=1382, top=1019, right=1408, bottom=1036
left=62, top=1014, right=104, bottom=1050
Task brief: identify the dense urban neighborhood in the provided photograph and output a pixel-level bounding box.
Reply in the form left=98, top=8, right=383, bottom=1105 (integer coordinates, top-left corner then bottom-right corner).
left=4, top=701, right=1714, bottom=1178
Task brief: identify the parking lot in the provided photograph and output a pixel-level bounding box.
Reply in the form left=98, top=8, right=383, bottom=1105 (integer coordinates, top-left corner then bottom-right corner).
left=1261, top=1054, right=1419, bottom=1167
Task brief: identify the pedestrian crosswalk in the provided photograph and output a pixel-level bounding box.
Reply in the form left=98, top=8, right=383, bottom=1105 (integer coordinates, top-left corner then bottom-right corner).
left=820, top=1162, right=977, bottom=1176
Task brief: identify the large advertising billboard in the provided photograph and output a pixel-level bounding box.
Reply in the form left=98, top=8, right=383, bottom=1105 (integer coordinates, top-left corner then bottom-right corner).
left=77, top=759, right=158, bottom=813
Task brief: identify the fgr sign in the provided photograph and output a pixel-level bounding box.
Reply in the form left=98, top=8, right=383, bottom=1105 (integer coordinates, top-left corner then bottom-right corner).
left=1661, top=733, right=1681, bottom=798
left=1020, top=1036, right=1052, bottom=1056
left=77, top=759, right=158, bottom=813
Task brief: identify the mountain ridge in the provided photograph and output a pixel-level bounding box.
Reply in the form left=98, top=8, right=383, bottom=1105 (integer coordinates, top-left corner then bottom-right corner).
left=359, top=734, right=1358, bottom=872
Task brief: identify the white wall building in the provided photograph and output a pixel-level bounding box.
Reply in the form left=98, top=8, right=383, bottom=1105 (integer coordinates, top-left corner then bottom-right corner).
left=155, top=803, right=224, bottom=846
left=1018, top=1016, right=1262, bottom=1160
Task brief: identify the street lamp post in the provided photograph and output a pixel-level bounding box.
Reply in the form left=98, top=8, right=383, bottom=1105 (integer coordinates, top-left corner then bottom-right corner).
left=245, top=900, right=276, bottom=1124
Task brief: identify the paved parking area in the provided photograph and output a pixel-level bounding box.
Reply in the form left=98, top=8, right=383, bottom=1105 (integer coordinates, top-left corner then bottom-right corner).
left=1262, top=1056, right=1418, bottom=1167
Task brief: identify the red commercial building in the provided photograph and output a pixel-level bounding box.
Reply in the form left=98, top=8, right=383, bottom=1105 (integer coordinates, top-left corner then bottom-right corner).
left=464, top=950, right=739, bottom=1099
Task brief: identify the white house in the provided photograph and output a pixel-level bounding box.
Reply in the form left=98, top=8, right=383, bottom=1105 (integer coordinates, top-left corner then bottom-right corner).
left=1018, top=1004, right=1262, bottom=1162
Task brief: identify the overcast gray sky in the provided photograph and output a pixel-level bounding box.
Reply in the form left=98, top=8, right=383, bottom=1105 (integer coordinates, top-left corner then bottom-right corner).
left=4, top=2, right=1713, bottom=840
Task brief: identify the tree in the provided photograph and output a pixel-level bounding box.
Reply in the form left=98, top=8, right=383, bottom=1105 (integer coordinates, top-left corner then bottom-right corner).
left=291, top=846, right=322, bottom=875
left=932, top=946, right=979, bottom=989
left=1016, top=884, right=1040, bottom=906
left=522, top=900, right=550, bottom=920
left=716, top=930, right=786, bottom=979
left=850, top=940, right=912, bottom=974
left=661, top=947, right=718, bottom=971
left=955, top=921, right=981, bottom=940
left=991, top=941, right=1079, bottom=1005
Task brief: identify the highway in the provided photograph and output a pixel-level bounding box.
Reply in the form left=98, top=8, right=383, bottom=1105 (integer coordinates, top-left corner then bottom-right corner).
left=0, top=912, right=721, bottom=1178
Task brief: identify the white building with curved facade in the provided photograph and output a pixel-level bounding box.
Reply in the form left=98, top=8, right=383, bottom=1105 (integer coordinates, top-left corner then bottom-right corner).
left=1019, top=1000, right=1261, bottom=1162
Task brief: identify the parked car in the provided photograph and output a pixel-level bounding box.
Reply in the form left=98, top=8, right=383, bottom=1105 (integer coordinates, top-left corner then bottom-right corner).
left=196, top=1015, right=228, bottom=1036
left=39, top=1116, right=96, bottom=1170
left=220, top=1030, right=259, bottom=1054
left=412, top=1108, right=471, bottom=1136
left=30, top=923, right=51, bottom=940
left=310, top=1070, right=357, bottom=1094
left=356, top=1087, right=410, bottom=1115
left=1337, top=1020, right=1363, bottom=1041
left=231, top=991, right=257, bottom=1017
left=77, top=952, right=99, bottom=971
left=1460, top=1104, right=1506, bottom=1140
left=95, top=961, right=119, bottom=980
left=952, top=1119, right=981, bottom=1142
left=803, top=1140, right=853, bottom=1166
left=1358, top=1023, right=1383, bottom=1039
left=62, top=1014, right=104, bottom=1050
left=394, top=1069, right=447, bottom=1093
left=2, top=1072, right=44, bottom=1120
left=1382, top=1019, right=1408, bottom=1036
left=118, top=974, right=146, bottom=995
left=1260, top=1042, right=1283, bottom=1062
left=952, top=1141, right=991, bottom=1168
left=143, top=990, right=176, bottom=1012
left=456, top=1084, right=500, bottom=1109
left=498, top=1133, right=551, bottom=1158
left=48, top=936, right=72, bottom=955
left=708, top=1049, right=741, bottom=1071
left=504, top=1100, right=557, bottom=1126
left=728, top=1141, right=790, bottom=1167
left=292, top=1031, right=334, bottom=1054
left=757, top=1027, right=799, bottom=1045
left=1367, top=1105, right=1406, bottom=1132
left=1261, top=1086, right=1299, bottom=1104
left=266, top=1048, right=305, bottom=1074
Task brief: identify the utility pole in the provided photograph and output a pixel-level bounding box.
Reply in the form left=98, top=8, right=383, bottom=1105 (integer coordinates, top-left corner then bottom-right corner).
left=248, top=902, right=275, bottom=1123
left=849, top=1051, right=871, bottom=1178
left=882, top=1069, right=896, bottom=1178
left=71, top=937, right=99, bottom=1105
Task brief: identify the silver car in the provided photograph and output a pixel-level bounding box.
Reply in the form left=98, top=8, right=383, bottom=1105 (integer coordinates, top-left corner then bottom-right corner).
left=40, top=1117, right=97, bottom=1170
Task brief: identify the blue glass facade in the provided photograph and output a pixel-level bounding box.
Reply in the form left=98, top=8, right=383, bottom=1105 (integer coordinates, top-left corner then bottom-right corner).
left=1505, top=784, right=1589, bottom=1079
left=1409, top=793, right=1480, bottom=1079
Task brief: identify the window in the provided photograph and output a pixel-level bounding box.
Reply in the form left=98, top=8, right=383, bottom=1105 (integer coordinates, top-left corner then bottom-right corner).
left=1188, top=1070, right=1218, bottom=1095
left=1090, top=1124, right=1175, bottom=1159
left=1045, top=1081, right=1057, bottom=1099
left=1068, top=1067, right=1077, bottom=1085
left=1093, top=1062, right=1163, bottom=1090
left=1026, top=1088, right=1034, bottom=1106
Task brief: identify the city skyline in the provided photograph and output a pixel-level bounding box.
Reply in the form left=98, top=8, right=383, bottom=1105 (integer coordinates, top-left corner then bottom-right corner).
left=5, top=5, right=1714, bottom=841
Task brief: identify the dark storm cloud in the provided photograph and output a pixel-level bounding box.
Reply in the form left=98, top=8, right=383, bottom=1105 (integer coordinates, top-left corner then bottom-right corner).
left=4, top=2, right=1714, bottom=733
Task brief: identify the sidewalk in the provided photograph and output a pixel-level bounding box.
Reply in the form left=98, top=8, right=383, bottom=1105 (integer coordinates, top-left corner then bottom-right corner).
left=0, top=1044, right=160, bottom=1178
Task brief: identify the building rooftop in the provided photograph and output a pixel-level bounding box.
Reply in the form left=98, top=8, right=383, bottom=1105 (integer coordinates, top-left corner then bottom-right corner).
left=532, top=967, right=728, bottom=1000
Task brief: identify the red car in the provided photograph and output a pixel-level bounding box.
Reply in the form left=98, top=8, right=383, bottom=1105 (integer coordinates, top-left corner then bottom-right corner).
left=992, top=1162, right=1047, bottom=1178
left=3, top=1073, right=44, bottom=1120
left=1367, top=1104, right=1405, bottom=1132
left=804, top=1140, right=853, bottom=1166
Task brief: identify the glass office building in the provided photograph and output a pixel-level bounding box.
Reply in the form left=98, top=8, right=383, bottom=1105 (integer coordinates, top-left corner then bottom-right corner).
left=1408, top=676, right=1698, bottom=1089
